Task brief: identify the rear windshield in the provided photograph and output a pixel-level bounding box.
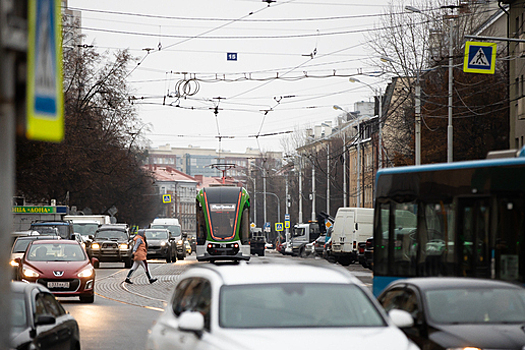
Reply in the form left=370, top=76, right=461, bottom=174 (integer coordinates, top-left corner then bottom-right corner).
left=31, top=225, right=69, bottom=239
left=73, top=223, right=99, bottom=236
left=151, top=225, right=181, bottom=236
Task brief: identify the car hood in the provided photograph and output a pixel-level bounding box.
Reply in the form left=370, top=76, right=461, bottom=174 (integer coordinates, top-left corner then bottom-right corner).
left=11, top=327, right=31, bottom=349
left=23, top=260, right=92, bottom=277
left=430, top=323, right=525, bottom=349
left=148, top=239, right=168, bottom=244
left=211, top=326, right=416, bottom=350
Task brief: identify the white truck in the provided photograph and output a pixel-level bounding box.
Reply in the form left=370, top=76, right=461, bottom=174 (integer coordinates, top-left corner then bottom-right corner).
left=330, top=207, right=374, bottom=266
left=289, top=222, right=321, bottom=257
left=64, top=215, right=112, bottom=241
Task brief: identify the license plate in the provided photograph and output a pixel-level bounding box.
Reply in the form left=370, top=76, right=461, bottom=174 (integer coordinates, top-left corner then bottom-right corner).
left=48, top=281, right=69, bottom=288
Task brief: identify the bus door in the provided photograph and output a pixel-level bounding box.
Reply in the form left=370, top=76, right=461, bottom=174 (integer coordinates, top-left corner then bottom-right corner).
left=457, top=198, right=491, bottom=278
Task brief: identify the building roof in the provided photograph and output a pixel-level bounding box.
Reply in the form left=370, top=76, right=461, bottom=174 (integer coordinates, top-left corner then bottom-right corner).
left=144, top=165, right=197, bottom=184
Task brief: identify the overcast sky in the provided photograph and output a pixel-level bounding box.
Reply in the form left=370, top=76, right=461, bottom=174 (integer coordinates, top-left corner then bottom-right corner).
left=67, top=0, right=393, bottom=153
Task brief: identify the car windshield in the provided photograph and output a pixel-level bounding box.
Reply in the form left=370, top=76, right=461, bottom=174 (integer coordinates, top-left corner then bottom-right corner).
left=95, top=230, right=127, bottom=240
left=151, top=225, right=181, bottom=237
left=12, top=239, right=34, bottom=253
left=425, top=287, right=525, bottom=324
left=26, top=243, right=86, bottom=262
left=32, top=225, right=69, bottom=239
left=73, top=223, right=99, bottom=237
left=219, top=283, right=385, bottom=328
left=144, top=230, right=168, bottom=239
left=11, top=293, right=27, bottom=328
left=293, top=227, right=305, bottom=237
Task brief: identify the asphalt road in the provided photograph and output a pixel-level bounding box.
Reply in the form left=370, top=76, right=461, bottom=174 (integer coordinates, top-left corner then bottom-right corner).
left=61, top=250, right=373, bottom=350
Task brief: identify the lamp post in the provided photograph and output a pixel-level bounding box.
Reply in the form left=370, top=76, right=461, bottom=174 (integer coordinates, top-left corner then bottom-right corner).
left=321, top=122, right=331, bottom=214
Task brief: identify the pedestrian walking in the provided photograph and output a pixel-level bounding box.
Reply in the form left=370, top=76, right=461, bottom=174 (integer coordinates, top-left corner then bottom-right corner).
left=125, top=230, right=158, bottom=284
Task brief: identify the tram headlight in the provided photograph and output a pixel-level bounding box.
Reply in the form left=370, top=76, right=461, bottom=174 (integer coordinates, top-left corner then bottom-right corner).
left=234, top=243, right=239, bottom=248
left=207, top=243, right=212, bottom=249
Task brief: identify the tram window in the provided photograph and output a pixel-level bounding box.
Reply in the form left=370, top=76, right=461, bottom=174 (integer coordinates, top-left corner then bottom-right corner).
left=459, top=199, right=491, bottom=278
left=240, top=207, right=250, bottom=245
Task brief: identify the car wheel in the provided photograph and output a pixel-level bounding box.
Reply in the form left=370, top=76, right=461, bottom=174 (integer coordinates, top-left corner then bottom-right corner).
left=80, top=294, right=94, bottom=303
left=327, top=255, right=337, bottom=264
left=338, top=256, right=352, bottom=266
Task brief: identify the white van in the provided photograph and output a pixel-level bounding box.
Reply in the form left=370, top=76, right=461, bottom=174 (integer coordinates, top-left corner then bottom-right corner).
left=330, top=207, right=374, bottom=266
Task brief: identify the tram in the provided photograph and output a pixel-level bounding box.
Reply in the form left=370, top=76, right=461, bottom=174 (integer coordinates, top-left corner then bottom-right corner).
left=196, top=185, right=251, bottom=262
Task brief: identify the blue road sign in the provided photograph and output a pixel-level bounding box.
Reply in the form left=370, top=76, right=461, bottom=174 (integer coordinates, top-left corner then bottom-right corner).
left=285, top=214, right=290, bottom=221
left=275, top=223, right=283, bottom=231
left=227, top=53, right=237, bottom=61
left=463, top=41, right=496, bottom=74
left=162, top=194, right=172, bottom=203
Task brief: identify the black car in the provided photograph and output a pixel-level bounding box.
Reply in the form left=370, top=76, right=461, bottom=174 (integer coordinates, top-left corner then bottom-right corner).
left=86, top=224, right=133, bottom=268
left=10, top=281, right=81, bottom=350
left=142, top=228, right=177, bottom=263
left=378, top=277, right=525, bottom=350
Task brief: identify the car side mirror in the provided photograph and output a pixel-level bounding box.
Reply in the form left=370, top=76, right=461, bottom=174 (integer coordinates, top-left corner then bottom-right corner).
left=178, top=311, right=204, bottom=338
left=35, top=315, right=56, bottom=326
left=388, top=309, right=414, bottom=328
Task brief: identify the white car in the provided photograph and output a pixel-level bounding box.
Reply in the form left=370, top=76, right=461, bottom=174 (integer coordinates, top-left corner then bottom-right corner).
left=146, top=260, right=419, bottom=350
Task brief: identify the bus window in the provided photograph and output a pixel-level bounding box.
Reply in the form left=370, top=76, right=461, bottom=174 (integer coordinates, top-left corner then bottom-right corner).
left=375, top=203, right=390, bottom=275
left=458, top=199, right=491, bottom=278
left=420, top=202, right=456, bottom=276
left=495, top=198, right=524, bottom=282
left=392, top=203, right=417, bottom=276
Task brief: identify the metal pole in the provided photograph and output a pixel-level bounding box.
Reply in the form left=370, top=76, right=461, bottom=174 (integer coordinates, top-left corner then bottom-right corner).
left=415, top=73, right=421, bottom=165
left=378, top=89, right=383, bottom=169
left=357, top=122, right=361, bottom=207
left=285, top=174, right=289, bottom=239
left=253, top=176, right=257, bottom=226
left=326, top=143, right=330, bottom=215
left=343, top=133, right=347, bottom=207
left=311, top=160, right=316, bottom=221
left=0, top=27, right=16, bottom=350
left=447, top=16, right=453, bottom=163
left=298, top=159, right=303, bottom=224
left=263, top=169, right=267, bottom=225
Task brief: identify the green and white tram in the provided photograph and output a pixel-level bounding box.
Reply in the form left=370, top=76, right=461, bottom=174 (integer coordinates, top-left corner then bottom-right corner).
left=196, top=185, right=251, bottom=262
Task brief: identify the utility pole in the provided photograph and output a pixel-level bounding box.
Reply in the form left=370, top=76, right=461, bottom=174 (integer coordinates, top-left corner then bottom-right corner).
left=343, top=133, right=347, bottom=207
left=1, top=1, right=27, bottom=347
left=298, top=158, right=303, bottom=223
left=311, top=158, right=316, bottom=221
left=326, top=143, right=330, bottom=215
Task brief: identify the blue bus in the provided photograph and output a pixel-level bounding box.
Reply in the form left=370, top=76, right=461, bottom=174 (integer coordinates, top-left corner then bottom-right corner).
left=372, top=150, right=525, bottom=296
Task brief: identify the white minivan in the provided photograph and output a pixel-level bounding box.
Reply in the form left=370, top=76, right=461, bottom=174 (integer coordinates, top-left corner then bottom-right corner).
left=330, top=207, right=373, bottom=266
left=150, top=218, right=186, bottom=260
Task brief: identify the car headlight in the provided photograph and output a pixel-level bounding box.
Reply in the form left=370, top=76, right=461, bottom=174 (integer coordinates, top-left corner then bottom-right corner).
left=78, top=267, right=94, bottom=278
left=119, top=243, right=128, bottom=250
left=10, top=259, right=19, bottom=267
left=161, top=241, right=166, bottom=246
left=91, top=243, right=100, bottom=249
left=177, top=240, right=183, bottom=245
left=22, top=267, right=39, bottom=278
left=447, top=348, right=481, bottom=350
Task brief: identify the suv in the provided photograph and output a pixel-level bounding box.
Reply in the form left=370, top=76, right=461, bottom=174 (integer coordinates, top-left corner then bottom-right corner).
left=150, top=219, right=186, bottom=260
left=141, top=228, right=177, bottom=263
left=30, top=221, right=74, bottom=240
left=86, top=224, right=133, bottom=268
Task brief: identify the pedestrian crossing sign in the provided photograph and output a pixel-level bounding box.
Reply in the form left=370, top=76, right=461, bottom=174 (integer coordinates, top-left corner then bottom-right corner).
left=463, top=41, right=497, bottom=74
left=162, top=194, right=172, bottom=203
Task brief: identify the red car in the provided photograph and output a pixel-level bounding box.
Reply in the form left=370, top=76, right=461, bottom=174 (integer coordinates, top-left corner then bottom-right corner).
left=15, top=239, right=96, bottom=303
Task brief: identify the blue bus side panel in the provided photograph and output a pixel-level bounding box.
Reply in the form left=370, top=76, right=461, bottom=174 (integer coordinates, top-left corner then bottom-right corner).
left=373, top=276, right=402, bottom=297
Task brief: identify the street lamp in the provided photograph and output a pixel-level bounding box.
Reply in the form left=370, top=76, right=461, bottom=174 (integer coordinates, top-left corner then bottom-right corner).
left=348, top=78, right=384, bottom=169
left=321, top=122, right=331, bottom=214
